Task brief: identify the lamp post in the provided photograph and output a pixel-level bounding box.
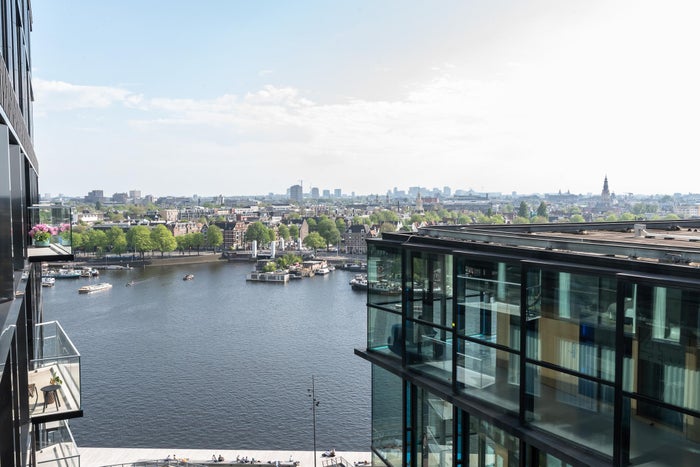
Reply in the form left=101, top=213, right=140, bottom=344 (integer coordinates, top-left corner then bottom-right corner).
left=308, top=375, right=320, bottom=467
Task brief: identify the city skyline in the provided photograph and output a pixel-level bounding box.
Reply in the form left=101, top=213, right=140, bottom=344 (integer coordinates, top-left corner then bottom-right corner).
left=31, top=1, right=700, bottom=198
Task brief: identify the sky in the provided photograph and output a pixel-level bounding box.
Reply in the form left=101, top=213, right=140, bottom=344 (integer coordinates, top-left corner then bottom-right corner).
left=30, top=0, right=700, bottom=198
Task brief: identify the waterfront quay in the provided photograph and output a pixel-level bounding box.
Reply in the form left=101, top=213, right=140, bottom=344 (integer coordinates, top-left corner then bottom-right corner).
left=78, top=448, right=371, bottom=467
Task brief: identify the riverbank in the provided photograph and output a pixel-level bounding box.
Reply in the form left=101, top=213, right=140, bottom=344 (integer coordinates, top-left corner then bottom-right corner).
left=77, top=447, right=371, bottom=467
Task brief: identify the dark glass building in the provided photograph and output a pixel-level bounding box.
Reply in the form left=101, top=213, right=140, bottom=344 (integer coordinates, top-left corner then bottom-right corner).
left=0, top=2, right=82, bottom=466
left=356, top=221, right=700, bottom=466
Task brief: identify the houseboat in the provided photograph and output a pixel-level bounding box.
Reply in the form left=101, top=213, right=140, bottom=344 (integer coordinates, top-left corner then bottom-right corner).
left=246, top=271, right=290, bottom=283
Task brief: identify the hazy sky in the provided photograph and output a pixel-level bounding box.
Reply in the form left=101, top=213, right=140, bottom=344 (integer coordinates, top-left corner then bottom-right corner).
left=31, top=1, right=700, bottom=198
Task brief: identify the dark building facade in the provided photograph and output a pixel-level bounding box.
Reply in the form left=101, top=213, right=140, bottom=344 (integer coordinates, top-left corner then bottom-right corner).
left=356, top=220, right=700, bottom=466
left=1, top=2, right=82, bottom=466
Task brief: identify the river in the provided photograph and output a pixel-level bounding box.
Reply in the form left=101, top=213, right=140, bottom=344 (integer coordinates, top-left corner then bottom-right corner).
left=42, top=260, right=370, bottom=451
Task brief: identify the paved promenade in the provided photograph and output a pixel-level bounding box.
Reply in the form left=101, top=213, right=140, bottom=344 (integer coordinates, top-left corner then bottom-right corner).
left=78, top=448, right=372, bottom=467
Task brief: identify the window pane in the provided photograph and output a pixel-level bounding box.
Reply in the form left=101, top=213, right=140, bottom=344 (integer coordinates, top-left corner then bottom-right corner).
left=527, top=363, right=615, bottom=457
left=456, top=258, right=521, bottom=350
left=372, top=367, right=403, bottom=467
left=368, top=306, right=402, bottom=357
left=368, top=244, right=402, bottom=310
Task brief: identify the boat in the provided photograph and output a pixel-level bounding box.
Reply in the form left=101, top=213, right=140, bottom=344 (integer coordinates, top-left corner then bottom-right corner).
left=126, top=280, right=136, bottom=287
left=41, top=277, right=55, bottom=287
left=246, top=271, right=290, bottom=283
left=44, top=269, right=81, bottom=279
left=183, top=274, right=194, bottom=281
left=316, top=267, right=331, bottom=275
left=349, top=274, right=368, bottom=291
left=78, top=283, right=113, bottom=294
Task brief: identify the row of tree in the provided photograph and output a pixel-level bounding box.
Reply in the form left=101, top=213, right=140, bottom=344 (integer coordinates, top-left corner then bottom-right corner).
left=71, top=225, right=223, bottom=257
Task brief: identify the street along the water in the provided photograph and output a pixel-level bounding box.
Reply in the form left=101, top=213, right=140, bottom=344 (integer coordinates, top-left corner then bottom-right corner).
left=42, top=260, right=370, bottom=451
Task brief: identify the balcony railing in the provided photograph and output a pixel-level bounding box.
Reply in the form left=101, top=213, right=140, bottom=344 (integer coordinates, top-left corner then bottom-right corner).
left=27, top=205, right=74, bottom=262
left=29, top=321, right=82, bottom=420
left=35, top=419, right=80, bottom=467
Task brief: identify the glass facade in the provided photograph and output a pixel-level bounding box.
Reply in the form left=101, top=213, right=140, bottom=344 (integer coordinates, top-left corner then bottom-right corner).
left=362, top=232, right=700, bottom=466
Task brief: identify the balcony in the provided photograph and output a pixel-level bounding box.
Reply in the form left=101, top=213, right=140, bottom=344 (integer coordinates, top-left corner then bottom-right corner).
left=29, top=321, right=82, bottom=421
left=35, top=419, right=80, bottom=467
left=27, top=205, right=74, bottom=262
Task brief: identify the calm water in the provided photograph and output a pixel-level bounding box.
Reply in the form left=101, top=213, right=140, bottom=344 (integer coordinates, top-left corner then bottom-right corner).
left=42, top=261, right=370, bottom=451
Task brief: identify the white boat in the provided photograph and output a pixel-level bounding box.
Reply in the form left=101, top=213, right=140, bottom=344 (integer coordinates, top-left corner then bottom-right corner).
left=41, top=277, right=55, bottom=287
left=316, top=267, right=331, bottom=275
left=183, top=274, right=194, bottom=281
left=349, top=274, right=368, bottom=291
left=78, top=283, right=113, bottom=294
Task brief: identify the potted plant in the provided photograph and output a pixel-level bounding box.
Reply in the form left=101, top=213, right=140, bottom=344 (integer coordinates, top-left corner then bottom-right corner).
left=28, top=223, right=57, bottom=247
left=45, top=373, right=63, bottom=405
left=58, top=223, right=71, bottom=246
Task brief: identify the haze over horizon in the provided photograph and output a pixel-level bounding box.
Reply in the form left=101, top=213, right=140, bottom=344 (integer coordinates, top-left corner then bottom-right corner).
left=31, top=1, right=700, bottom=198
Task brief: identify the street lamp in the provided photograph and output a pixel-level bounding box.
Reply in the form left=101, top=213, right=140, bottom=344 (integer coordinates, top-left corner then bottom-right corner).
left=308, top=375, right=320, bottom=467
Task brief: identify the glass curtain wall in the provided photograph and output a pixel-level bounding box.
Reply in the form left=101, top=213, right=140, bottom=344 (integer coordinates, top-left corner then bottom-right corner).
left=454, top=257, right=521, bottom=412
left=405, top=252, right=453, bottom=381
left=368, top=244, right=403, bottom=358
left=524, top=266, right=617, bottom=458
left=621, top=279, right=700, bottom=465
left=372, top=366, right=404, bottom=467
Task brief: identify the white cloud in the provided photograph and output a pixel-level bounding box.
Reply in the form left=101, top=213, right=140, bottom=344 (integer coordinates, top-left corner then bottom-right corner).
left=33, top=78, right=143, bottom=114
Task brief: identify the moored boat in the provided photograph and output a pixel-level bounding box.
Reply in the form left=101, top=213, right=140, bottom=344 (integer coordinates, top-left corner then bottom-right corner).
left=41, top=277, right=55, bottom=287
left=183, top=274, right=194, bottom=281
left=246, top=271, right=290, bottom=283
left=78, top=283, right=113, bottom=294
left=349, top=274, right=368, bottom=291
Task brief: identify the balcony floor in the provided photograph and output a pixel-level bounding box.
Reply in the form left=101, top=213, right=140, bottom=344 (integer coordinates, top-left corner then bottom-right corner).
left=29, top=365, right=80, bottom=419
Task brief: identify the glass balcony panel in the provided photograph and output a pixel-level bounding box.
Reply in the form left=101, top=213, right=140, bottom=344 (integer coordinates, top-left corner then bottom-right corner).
left=369, top=306, right=402, bottom=358
left=457, top=338, right=519, bottom=413
left=527, top=363, right=615, bottom=457
left=27, top=205, right=73, bottom=261
left=29, top=321, right=81, bottom=419
left=406, top=322, right=451, bottom=383
left=36, top=420, right=80, bottom=467
left=628, top=397, right=700, bottom=466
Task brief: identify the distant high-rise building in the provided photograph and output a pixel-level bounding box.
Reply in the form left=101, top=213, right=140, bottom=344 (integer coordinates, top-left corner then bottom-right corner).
left=323, top=189, right=331, bottom=198
left=289, top=184, right=303, bottom=203
left=334, top=188, right=342, bottom=198
left=129, top=189, right=142, bottom=200
left=443, top=186, right=451, bottom=197
left=311, top=187, right=320, bottom=199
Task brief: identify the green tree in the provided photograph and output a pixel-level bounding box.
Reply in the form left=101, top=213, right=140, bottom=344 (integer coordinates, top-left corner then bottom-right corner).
left=302, top=231, right=325, bottom=253
left=513, top=216, right=531, bottom=224
left=335, top=218, right=346, bottom=232
left=317, top=218, right=341, bottom=250
left=276, top=253, right=302, bottom=269
left=306, top=218, right=317, bottom=232
left=151, top=225, right=177, bottom=257
left=287, top=224, right=298, bottom=240
left=570, top=214, right=585, bottom=223
left=277, top=224, right=290, bottom=241
left=518, top=201, right=529, bottom=218
left=106, top=226, right=128, bottom=255
left=537, top=202, right=548, bottom=218
left=206, top=225, right=224, bottom=250
left=128, top=225, right=153, bottom=258
left=379, top=222, right=396, bottom=235
left=190, top=232, right=205, bottom=254
left=84, top=229, right=108, bottom=254
left=245, top=221, right=272, bottom=246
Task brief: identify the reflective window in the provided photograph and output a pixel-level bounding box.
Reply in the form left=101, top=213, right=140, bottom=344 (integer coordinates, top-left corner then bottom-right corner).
left=456, top=258, right=521, bottom=350
left=416, top=388, right=453, bottom=467
left=624, top=283, right=700, bottom=415
left=468, top=414, right=519, bottom=467
left=368, top=306, right=401, bottom=357
left=372, top=367, right=403, bottom=467
left=405, top=320, right=451, bottom=383
left=407, top=252, right=452, bottom=329
left=456, top=338, right=519, bottom=412
left=530, top=268, right=617, bottom=382
left=526, top=363, right=614, bottom=457
left=368, top=243, right=403, bottom=310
